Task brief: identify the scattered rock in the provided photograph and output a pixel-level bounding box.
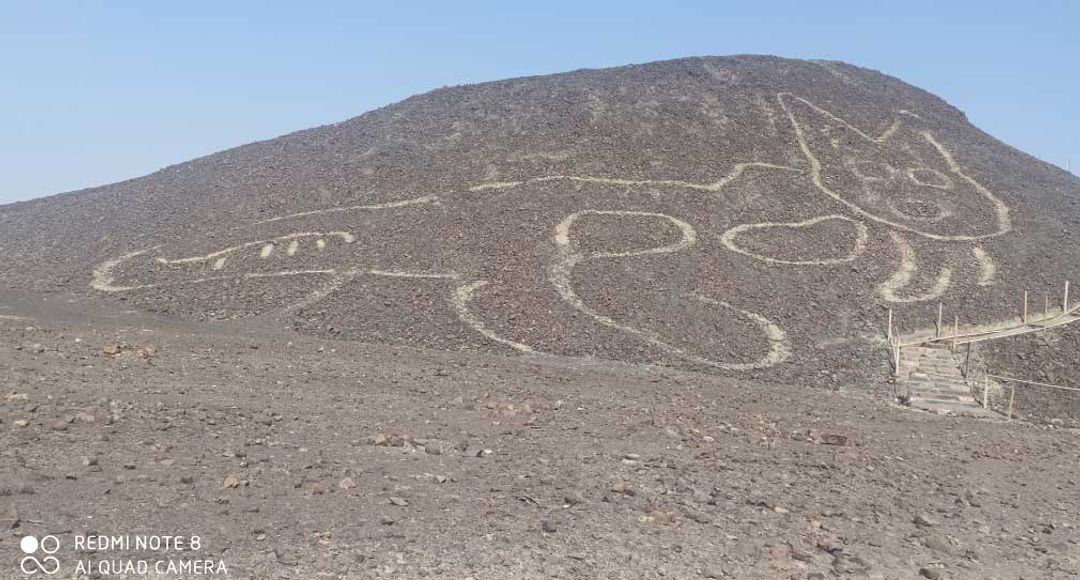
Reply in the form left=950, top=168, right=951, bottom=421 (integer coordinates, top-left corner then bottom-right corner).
left=223, top=475, right=241, bottom=489
left=913, top=513, right=938, bottom=529
left=541, top=520, right=557, bottom=533
left=388, top=497, right=409, bottom=506
left=338, top=477, right=357, bottom=490
left=371, top=433, right=407, bottom=447
left=919, top=566, right=943, bottom=579
left=75, top=411, right=96, bottom=423
left=818, top=432, right=848, bottom=446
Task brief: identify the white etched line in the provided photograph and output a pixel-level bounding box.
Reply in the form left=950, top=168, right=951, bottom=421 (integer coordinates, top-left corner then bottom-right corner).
left=878, top=232, right=952, bottom=303
left=720, top=215, right=869, bottom=266
left=468, top=162, right=799, bottom=194
left=254, top=195, right=439, bottom=225
left=450, top=281, right=536, bottom=353
left=972, top=246, right=996, bottom=286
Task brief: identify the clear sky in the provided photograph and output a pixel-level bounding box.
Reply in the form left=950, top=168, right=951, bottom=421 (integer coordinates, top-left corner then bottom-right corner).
left=1, top=1, right=1077, bottom=204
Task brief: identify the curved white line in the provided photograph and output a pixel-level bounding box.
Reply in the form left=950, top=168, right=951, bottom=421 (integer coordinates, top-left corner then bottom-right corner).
left=469, top=162, right=800, bottom=194
left=720, top=215, right=869, bottom=266
left=156, top=232, right=354, bottom=265
left=451, top=281, right=536, bottom=353
left=254, top=195, right=439, bottom=225
left=877, top=232, right=952, bottom=303
left=972, top=246, right=996, bottom=286
left=778, top=92, right=1011, bottom=241
left=90, top=247, right=159, bottom=292
left=554, top=210, right=697, bottom=258
left=550, top=210, right=787, bottom=370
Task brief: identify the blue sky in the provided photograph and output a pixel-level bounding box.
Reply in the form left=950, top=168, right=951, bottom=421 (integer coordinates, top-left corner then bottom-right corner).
left=1, top=1, right=1077, bottom=204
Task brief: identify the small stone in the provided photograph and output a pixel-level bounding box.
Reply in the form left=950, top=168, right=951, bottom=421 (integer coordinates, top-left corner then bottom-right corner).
left=435, top=475, right=448, bottom=484
left=563, top=492, right=585, bottom=506
left=919, top=567, right=943, bottom=579
left=371, top=433, right=406, bottom=447
left=819, top=432, right=848, bottom=446
left=274, top=549, right=298, bottom=566
left=541, top=520, right=557, bottom=533
left=462, top=445, right=485, bottom=457
left=103, top=344, right=122, bottom=356
left=180, top=475, right=195, bottom=484
left=913, top=513, right=937, bottom=529
left=223, top=475, right=241, bottom=489
left=75, top=412, right=96, bottom=423
left=925, top=536, right=955, bottom=556
left=47, top=419, right=68, bottom=431
left=81, top=456, right=99, bottom=467
left=379, top=516, right=395, bottom=526
left=388, top=496, right=409, bottom=506
left=13, top=419, right=29, bottom=428
left=338, top=477, right=357, bottom=490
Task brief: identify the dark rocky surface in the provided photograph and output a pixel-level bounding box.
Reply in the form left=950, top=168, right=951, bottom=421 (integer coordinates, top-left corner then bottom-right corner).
left=977, top=324, right=1080, bottom=427
left=2, top=55, right=1079, bottom=385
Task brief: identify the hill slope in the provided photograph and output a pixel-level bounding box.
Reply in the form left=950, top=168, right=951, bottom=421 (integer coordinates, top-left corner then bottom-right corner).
left=2, top=55, right=1079, bottom=384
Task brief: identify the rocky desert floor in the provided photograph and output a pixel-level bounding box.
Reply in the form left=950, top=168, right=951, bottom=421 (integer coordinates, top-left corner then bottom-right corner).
left=1, top=293, right=1079, bottom=579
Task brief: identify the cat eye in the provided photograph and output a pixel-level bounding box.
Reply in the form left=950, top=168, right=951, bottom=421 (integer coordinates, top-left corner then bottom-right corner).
left=846, top=159, right=896, bottom=181
left=905, top=167, right=953, bottom=189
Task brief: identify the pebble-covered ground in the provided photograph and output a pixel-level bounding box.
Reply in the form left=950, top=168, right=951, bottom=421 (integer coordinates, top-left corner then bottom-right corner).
left=2, top=297, right=1078, bottom=579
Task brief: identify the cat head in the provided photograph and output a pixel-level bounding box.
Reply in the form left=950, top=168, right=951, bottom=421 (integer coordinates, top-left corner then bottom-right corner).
left=779, top=93, right=1010, bottom=241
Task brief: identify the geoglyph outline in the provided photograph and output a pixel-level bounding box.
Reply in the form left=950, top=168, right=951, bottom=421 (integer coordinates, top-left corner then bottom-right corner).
left=88, top=91, right=1017, bottom=369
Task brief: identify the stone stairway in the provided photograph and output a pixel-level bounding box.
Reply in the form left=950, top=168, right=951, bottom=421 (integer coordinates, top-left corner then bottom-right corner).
left=897, top=346, right=992, bottom=415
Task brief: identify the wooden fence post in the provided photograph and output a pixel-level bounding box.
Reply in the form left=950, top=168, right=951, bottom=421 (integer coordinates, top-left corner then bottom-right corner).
left=1023, top=290, right=1029, bottom=323
left=937, top=302, right=943, bottom=337
left=1065, top=281, right=1071, bottom=313
left=894, top=342, right=901, bottom=377
left=887, top=308, right=893, bottom=341
left=982, top=375, right=989, bottom=409
left=952, top=316, right=959, bottom=351
left=1007, top=383, right=1016, bottom=420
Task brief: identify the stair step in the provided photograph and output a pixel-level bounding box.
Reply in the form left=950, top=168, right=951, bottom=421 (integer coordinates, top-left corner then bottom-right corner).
left=911, top=393, right=980, bottom=401
left=916, top=393, right=974, bottom=402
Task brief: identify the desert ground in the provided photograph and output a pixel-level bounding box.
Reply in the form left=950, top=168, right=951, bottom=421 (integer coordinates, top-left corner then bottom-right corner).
left=2, top=291, right=1078, bottom=579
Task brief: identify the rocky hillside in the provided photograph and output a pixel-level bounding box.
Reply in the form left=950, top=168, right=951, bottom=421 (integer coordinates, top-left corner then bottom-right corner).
left=2, top=55, right=1078, bottom=385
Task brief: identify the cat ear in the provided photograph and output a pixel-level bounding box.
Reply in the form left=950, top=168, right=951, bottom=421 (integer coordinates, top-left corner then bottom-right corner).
left=778, top=93, right=903, bottom=163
